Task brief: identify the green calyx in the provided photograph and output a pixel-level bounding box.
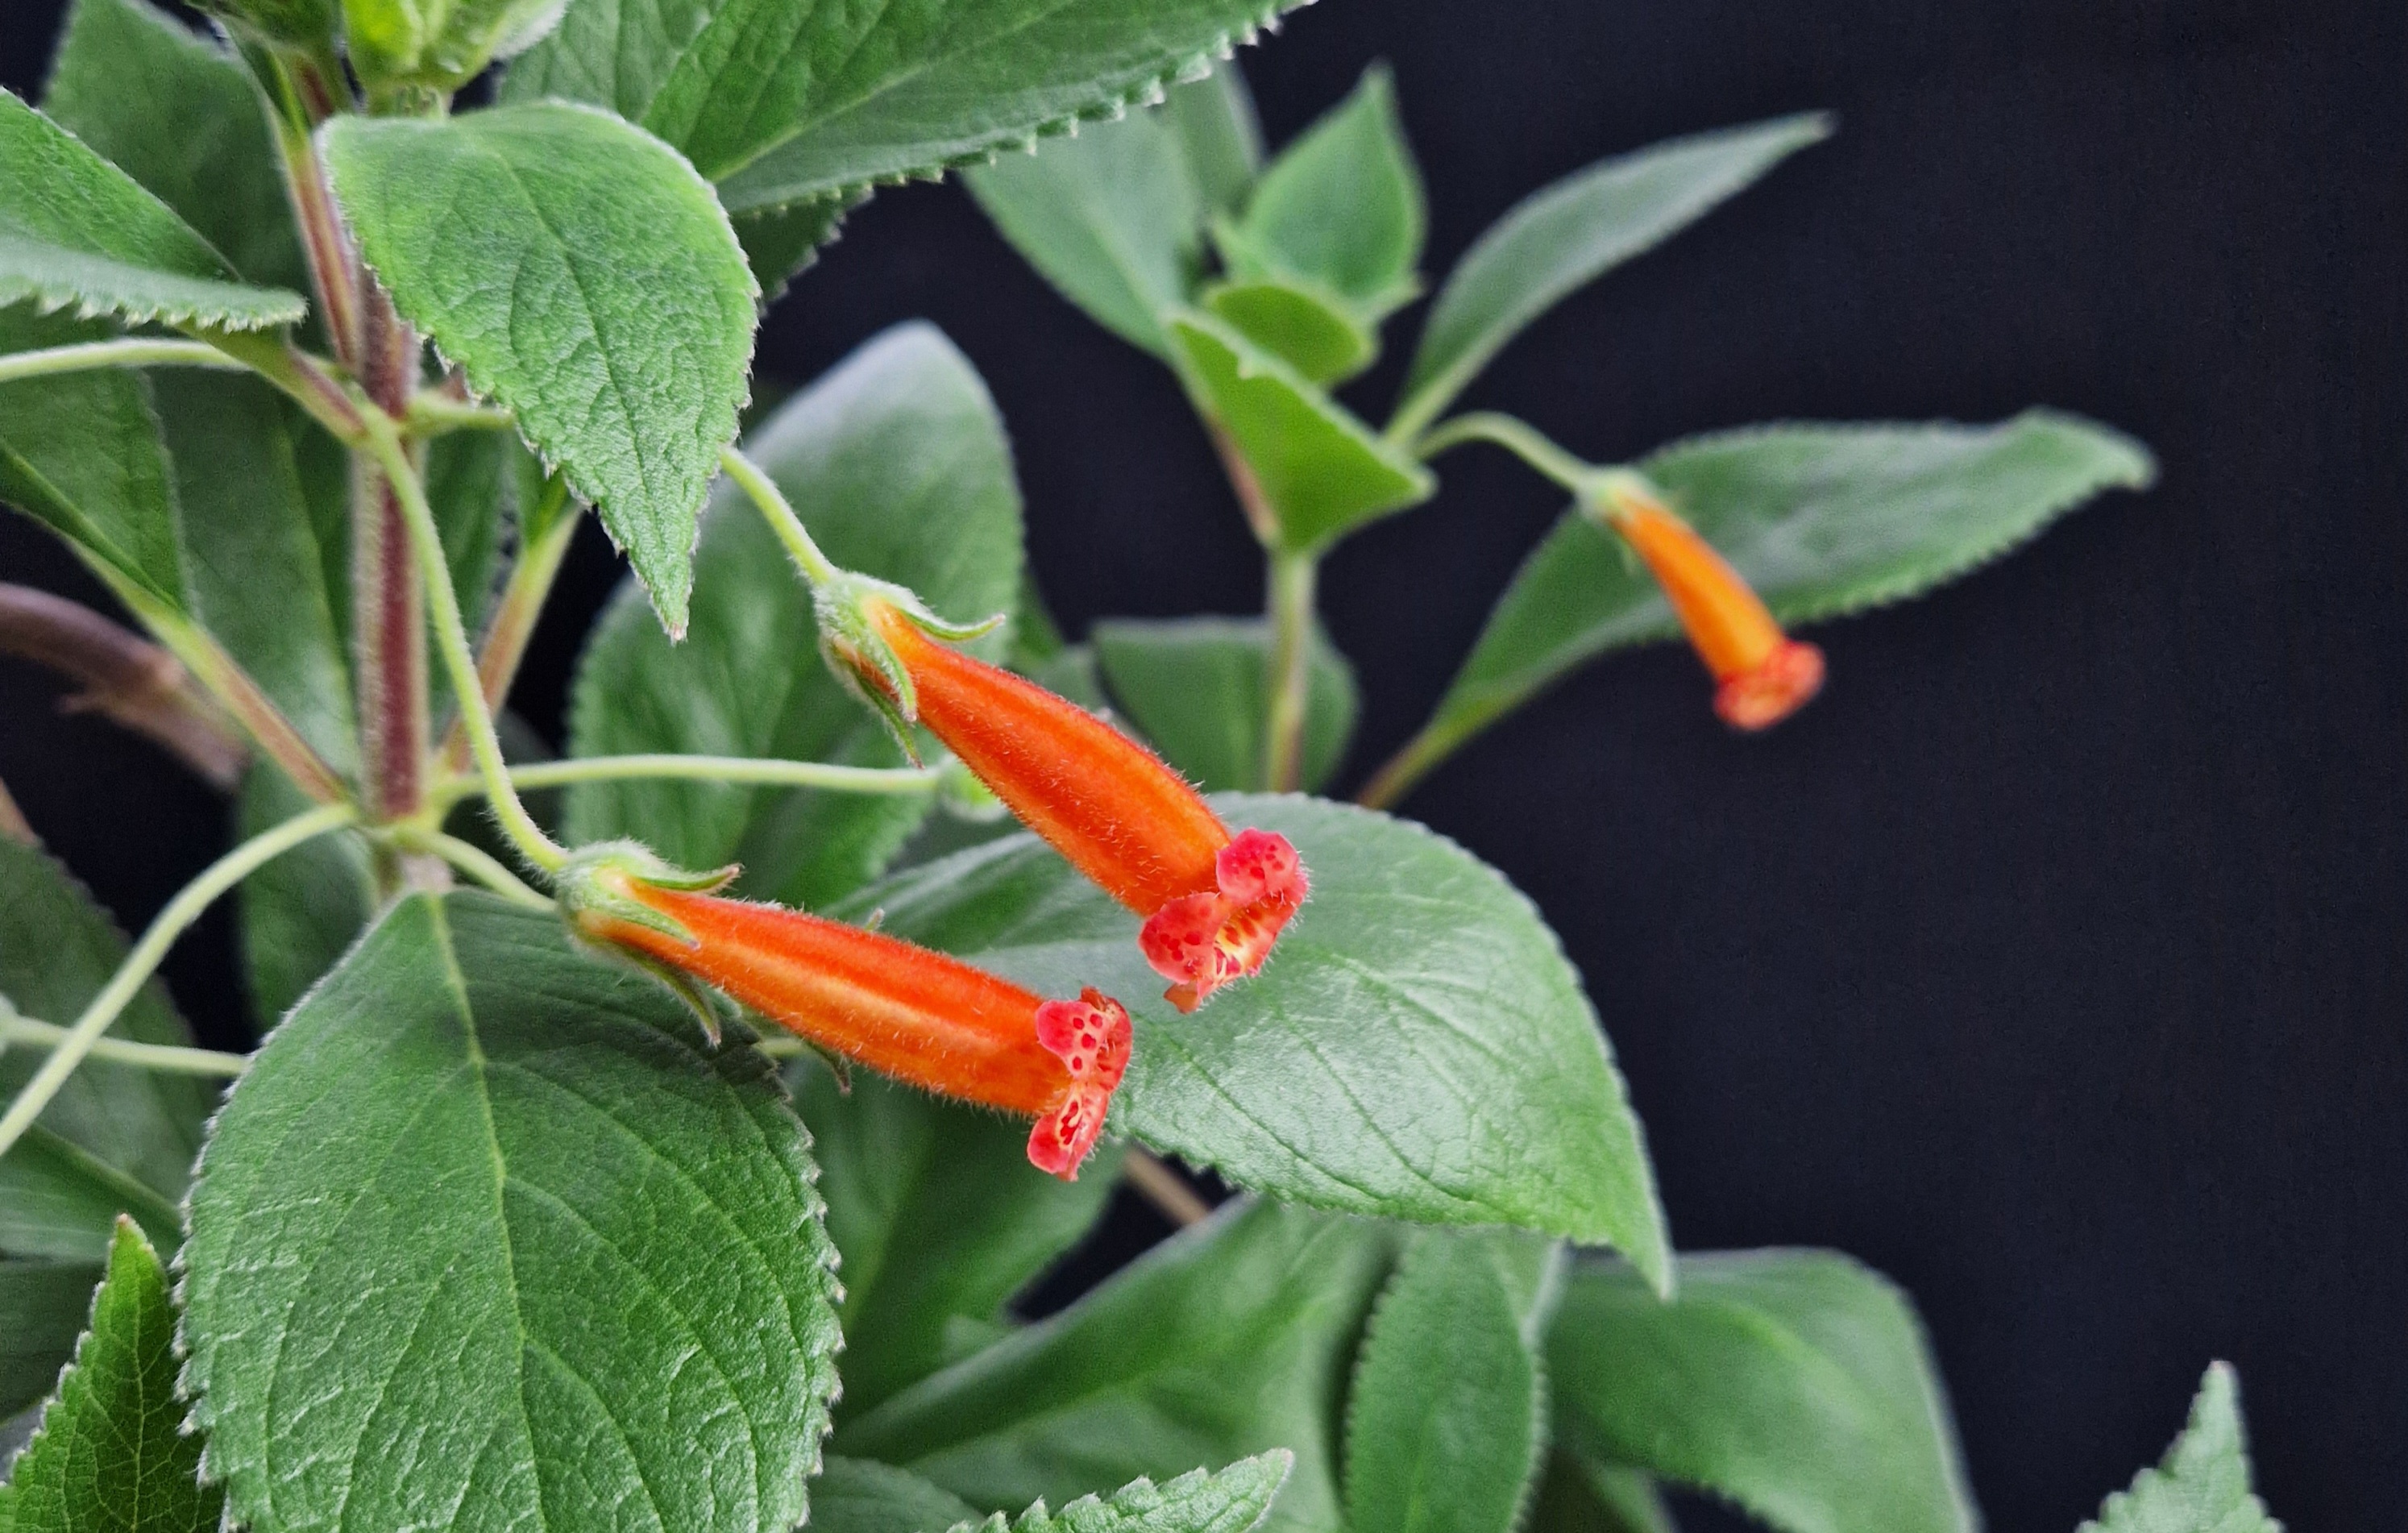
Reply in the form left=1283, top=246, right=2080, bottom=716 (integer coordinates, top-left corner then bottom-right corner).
left=342, top=0, right=568, bottom=94
left=812, top=571, right=1005, bottom=762
left=551, top=839, right=735, bottom=947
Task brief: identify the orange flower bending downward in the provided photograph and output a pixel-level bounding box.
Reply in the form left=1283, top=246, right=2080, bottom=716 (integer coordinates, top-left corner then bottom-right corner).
left=571, top=867, right=1129, bottom=1178
left=1596, top=476, right=1825, bottom=730
left=837, top=598, right=1308, bottom=1013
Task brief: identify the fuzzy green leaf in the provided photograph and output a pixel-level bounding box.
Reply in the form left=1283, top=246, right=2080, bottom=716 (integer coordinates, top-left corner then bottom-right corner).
left=1528, top=1457, right=1677, bottom=1533
left=1550, top=1250, right=1976, bottom=1533
left=567, top=322, right=1021, bottom=905
left=814, top=1458, right=988, bottom=1533
left=966, top=102, right=1204, bottom=357
left=0, top=1221, right=220, bottom=1533
left=0, top=89, right=302, bottom=331
left=0, top=1261, right=102, bottom=1421
left=736, top=190, right=866, bottom=302
left=42, top=0, right=309, bottom=297
left=321, top=104, right=758, bottom=635
left=958, top=1455, right=1293, bottom=1533
left=1430, top=412, right=2156, bottom=752
left=0, top=1127, right=182, bottom=1264
left=179, top=893, right=842, bottom=1533
left=1090, top=615, right=1357, bottom=791
left=508, top=0, right=1306, bottom=214
left=837, top=796, right=1671, bottom=1275
left=795, top=1061, right=1121, bottom=1419
left=0, top=839, right=213, bottom=1209
left=1396, top=114, right=1830, bottom=433
left=1219, top=65, right=1421, bottom=319
left=1202, top=279, right=1374, bottom=385
left=1345, top=1228, right=1561, bottom=1533
left=2079, top=1365, right=2279, bottom=1533
left=1165, top=310, right=1433, bottom=552
left=1165, top=67, right=1261, bottom=218
left=837, top=1202, right=1395, bottom=1533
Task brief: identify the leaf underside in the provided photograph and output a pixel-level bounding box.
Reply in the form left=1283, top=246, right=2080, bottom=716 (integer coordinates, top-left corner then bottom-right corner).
left=2078, top=1364, right=2281, bottom=1533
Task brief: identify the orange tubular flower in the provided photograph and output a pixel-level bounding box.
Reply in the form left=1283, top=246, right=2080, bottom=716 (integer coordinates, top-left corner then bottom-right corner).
left=570, top=868, right=1129, bottom=1178
left=1596, top=476, right=1825, bottom=730
left=836, top=597, right=1308, bottom=1013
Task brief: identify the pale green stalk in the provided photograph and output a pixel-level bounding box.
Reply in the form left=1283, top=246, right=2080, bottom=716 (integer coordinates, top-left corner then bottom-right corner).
left=0, top=339, right=242, bottom=385
left=1414, top=411, right=1600, bottom=492
left=0, top=1001, right=251, bottom=1078
left=721, top=445, right=843, bottom=588
left=407, top=393, right=516, bottom=434
left=360, top=417, right=568, bottom=873
left=392, top=829, right=553, bottom=908
left=1261, top=551, right=1319, bottom=792
left=471, top=754, right=944, bottom=798
left=0, top=801, right=355, bottom=1159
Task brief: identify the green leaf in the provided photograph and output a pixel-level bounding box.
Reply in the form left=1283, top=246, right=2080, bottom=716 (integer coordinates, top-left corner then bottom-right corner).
left=321, top=103, right=758, bottom=635
left=152, top=369, right=357, bottom=771
left=508, top=0, right=1307, bottom=212
left=794, top=1061, right=1121, bottom=1419
left=1528, top=1457, right=1677, bottom=1533
left=180, top=893, right=842, bottom=1533
left=566, top=321, right=1022, bottom=905
left=1395, top=114, right=1830, bottom=434
left=2079, top=1365, right=2280, bottom=1533
left=1090, top=615, right=1357, bottom=792
left=1202, top=279, right=1374, bottom=385
left=0, top=838, right=213, bottom=1204
left=235, top=762, right=373, bottom=1028
left=1549, top=1250, right=1976, bottom=1533
left=961, top=1455, right=1294, bottom=1533
left=1165, top=311, right=1433, bottom=553
left=0, top=1127, right=183, bottom=1263
left=735, top=189, right=866, bottom=302
left=0, top=89, right=304, bottom=330
left=839, top=795, right=1671, bottom=1274
left=0, top=1221, right=221, bottom=1533
left=1164, top=67, right=1261, bottom=218
left=814, top=1458, right=987, bottom=1533
left=1345, top=1228, right=1560, bottom=1533
left=0, top=308, right=182, bottom=605
left=965, top=102, right=1203, bottom=357
left=0, top=1261, right=102, bottom=1421
left=1219, top=65, right=1421, bottom=319
left=41, top=0, right=310, bottom=296
left=1430, top=412, right=2157, bottom=752
left=837, top=1202, right=1396, bottom=1533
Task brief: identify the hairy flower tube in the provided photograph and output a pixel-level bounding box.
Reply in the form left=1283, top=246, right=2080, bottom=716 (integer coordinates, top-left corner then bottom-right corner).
left=567, top=860, right=1129, bottom=1178
left=832, top=596, right=1309, bottom=1012
left=1594, top=475, right=1825, bottom=729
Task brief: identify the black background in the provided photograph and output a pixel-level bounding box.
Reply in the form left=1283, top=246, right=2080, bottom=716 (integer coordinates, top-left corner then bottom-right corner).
left=3, top=0, right=2403, bottom=1527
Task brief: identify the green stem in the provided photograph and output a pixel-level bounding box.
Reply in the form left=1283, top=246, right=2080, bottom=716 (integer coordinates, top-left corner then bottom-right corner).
left=0, top=339, right=242, bottom=386
left=438, top=499, right=581, bottom=772
left=721, top=445, right=843, bottom=588
left=361, top=417, right=568, bottom=874
left=406, top=393, right=515, bottom=434
left=0, top=1002, right=251, bottom=1078
left=390, top=829, right=551, bottom=908
left=1261, top=550, right=1319, bottom=792
left=1415, top=411, right=1600, bottom=493
left=1356, top=713, right=1481, bottom=812
left=441, top=754, right=945, bottom=803
left=0, top=801, right=354, bottom=1159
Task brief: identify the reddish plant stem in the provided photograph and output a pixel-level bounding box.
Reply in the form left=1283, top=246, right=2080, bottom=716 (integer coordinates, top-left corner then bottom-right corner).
left=351, top=277, right=429, bottom=823
left=0, top=584, right=248, bottom=789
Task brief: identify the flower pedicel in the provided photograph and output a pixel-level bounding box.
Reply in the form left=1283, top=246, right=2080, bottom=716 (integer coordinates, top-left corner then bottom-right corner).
left=829, top=594, right=1308, bottom=1012
left=565, top=856, right=1129, bottom=1178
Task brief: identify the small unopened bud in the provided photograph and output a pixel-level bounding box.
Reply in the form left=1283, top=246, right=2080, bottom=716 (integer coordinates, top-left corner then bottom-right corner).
left=1592, top=473, right=1825, bottom=730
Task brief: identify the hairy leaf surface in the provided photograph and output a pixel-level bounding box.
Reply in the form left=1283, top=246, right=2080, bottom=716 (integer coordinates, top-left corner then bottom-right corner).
left=1091, top=615, right=1357, bottom=792
left=0, top=1221, right=220, bottom=1533
left=838, top=796, right=1670, bottom=1274
left=1219, top=65, right=1420, bottom=318
left=795, top=1062, right=1120, bottom=1419
left=1165, top=311, right=1432, bottom=552
left=322, top=104, right=757, bottom=634
left=814, top=1458, right=987, bottom=1533
left=954, top=1456, right=1293, bottom=1533
left=567, top=322, right=1021, bottom=906
left=0, top=1260, right=102, bottom=1420
left=0, top=1127, right=182, bottom=1264
left=181, top=894, right=841, bottom=1533
left=1549, top=1250, right=1976, bottom=1533
left=838, top=1202, right=1394, bottom=1533
left=2079, top=1365, right=2279, bottom=1533
left=1431, top=412, right=2156, bottom=750
left=0, top=89, right=302, bottom=330
left=1396, top=114, right=1830, bottom=431
left=1345, top=1228, right=1561, bottom=1533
